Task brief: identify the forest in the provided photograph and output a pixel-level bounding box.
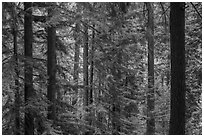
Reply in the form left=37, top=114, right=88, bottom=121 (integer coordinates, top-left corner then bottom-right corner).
left=1, top=2, right=202, bottom=135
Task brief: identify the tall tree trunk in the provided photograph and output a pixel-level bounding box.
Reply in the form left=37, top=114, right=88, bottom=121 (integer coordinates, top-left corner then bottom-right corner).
left=24, top=2, right=34, bottom=135
left=73, top=22, right=80, bottom=108
left=47, top=8, right=56, bottom=121
left=73, top=23, right=80, bottom=97
left=89, top=25, right=94, bottom=107
left=13, top=19, right=20, bottom=136
left=146, top=2, right=155, bottom=135
left=14, top=28, right=20, bottom=135
left=169, top=2, right=186, bottom=135
left=83, top=23, right=90, bottom=134
left=83, top=24, right=89, bottom=107
left=11, top=3, right=20, bottom=134
left=88, top=24, right=95, bottom=129
left=97, top=67, right=104, bottom=131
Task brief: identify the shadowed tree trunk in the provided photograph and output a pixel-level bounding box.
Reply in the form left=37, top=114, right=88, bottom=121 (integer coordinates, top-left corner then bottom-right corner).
left=146, top=2, right=155, bottom=135
left=169, top=2, right=186, bottom=135
left=83, top=24, right=89, bottom=108
left=24, top=2, right=34, bottom=135
left=47, top=8, right=57, bottom=121
left=13, top=10, right=20, bottom=135
left=11, top=3, right=20, bottom=134
left=14, top=27, right=20, bottom=135
left=83, top=23, right=90, bottom=134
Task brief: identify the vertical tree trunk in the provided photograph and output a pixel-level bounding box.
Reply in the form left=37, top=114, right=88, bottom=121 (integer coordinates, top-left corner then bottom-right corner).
left=89, top=25, right=94, bottom=106
left=72, top=22, right=80, bottom=111
left=14, top=29, right=20, bottom=135
left=13, top=21, right=20, bottom=136
left=83, top=23, right=90, bottom=134
left=146, top=2, right=155, bottom=135
left=83, top=24, right=89, bottom=107
left=11, top=3, right=20, bottom=134
left=97, top=68, right=103, bottom=130
left=169, top=2, right=186, bottom=135
left=88, top=25, right=95, bottom=128
left=73, top=23, right=80, bottom=96
left=24, top=2, right=34, bottom=135
left=47, top=8, right=56, bottom=121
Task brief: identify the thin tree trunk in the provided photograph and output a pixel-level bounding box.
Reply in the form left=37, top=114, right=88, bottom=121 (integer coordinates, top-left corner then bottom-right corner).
left=13, top=22, right=20, bottom=135
left=89, top=25, right=94, bottom=106
left=97, top=68, right=103, bottom=130
left=83, top=24, right=89, bottom=107
left=73, top=23, right=80, bottom=97
left=83, top=23, right=89, bottom=134
left=11, top=3, right=20, bottom=134
left=47, top=8, right=56, bottom=121
left=88, top=24, right=95, bottom=129
left=169, top=2, right=185, bottom=135
left=146, top=2, right=155, bottom=135
left=24, top=2, right=34, bottom=135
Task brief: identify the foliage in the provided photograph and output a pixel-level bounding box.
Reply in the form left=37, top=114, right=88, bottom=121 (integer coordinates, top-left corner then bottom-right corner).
left=2, top=2, right=202, bottom=135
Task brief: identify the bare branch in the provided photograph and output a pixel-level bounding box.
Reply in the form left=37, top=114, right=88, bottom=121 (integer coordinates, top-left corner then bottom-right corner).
left=190, top=2, right=202, bottom=19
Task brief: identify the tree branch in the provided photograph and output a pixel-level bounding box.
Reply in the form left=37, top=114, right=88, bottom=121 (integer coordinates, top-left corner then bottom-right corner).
left=33, top=15, right=46, bottom=23
left=190, top=2, right=202, bottom=19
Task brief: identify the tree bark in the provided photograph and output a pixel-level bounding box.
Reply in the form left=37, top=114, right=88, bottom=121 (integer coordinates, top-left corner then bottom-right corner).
left=146, top=2, right=155, bottom=135
left=24, top=2, right=34, bottom=135
left=83, top=23, right=90, bottom=134
left=14, top=29, right=20, bottom=135
left=87, top=24, right=95, bottom=129
left=13, top=18, right=20, bottom=136
left=73, top=23, right=80, bottom=100
left=11, top=3, right=20, bottom=134
left=83, top=24, right=89, bottom=107
left=47, top=8, right=57, bottom=121
left=89, top=25, right=94, bottom=106
left=169, top=2, right=186, bottom=135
